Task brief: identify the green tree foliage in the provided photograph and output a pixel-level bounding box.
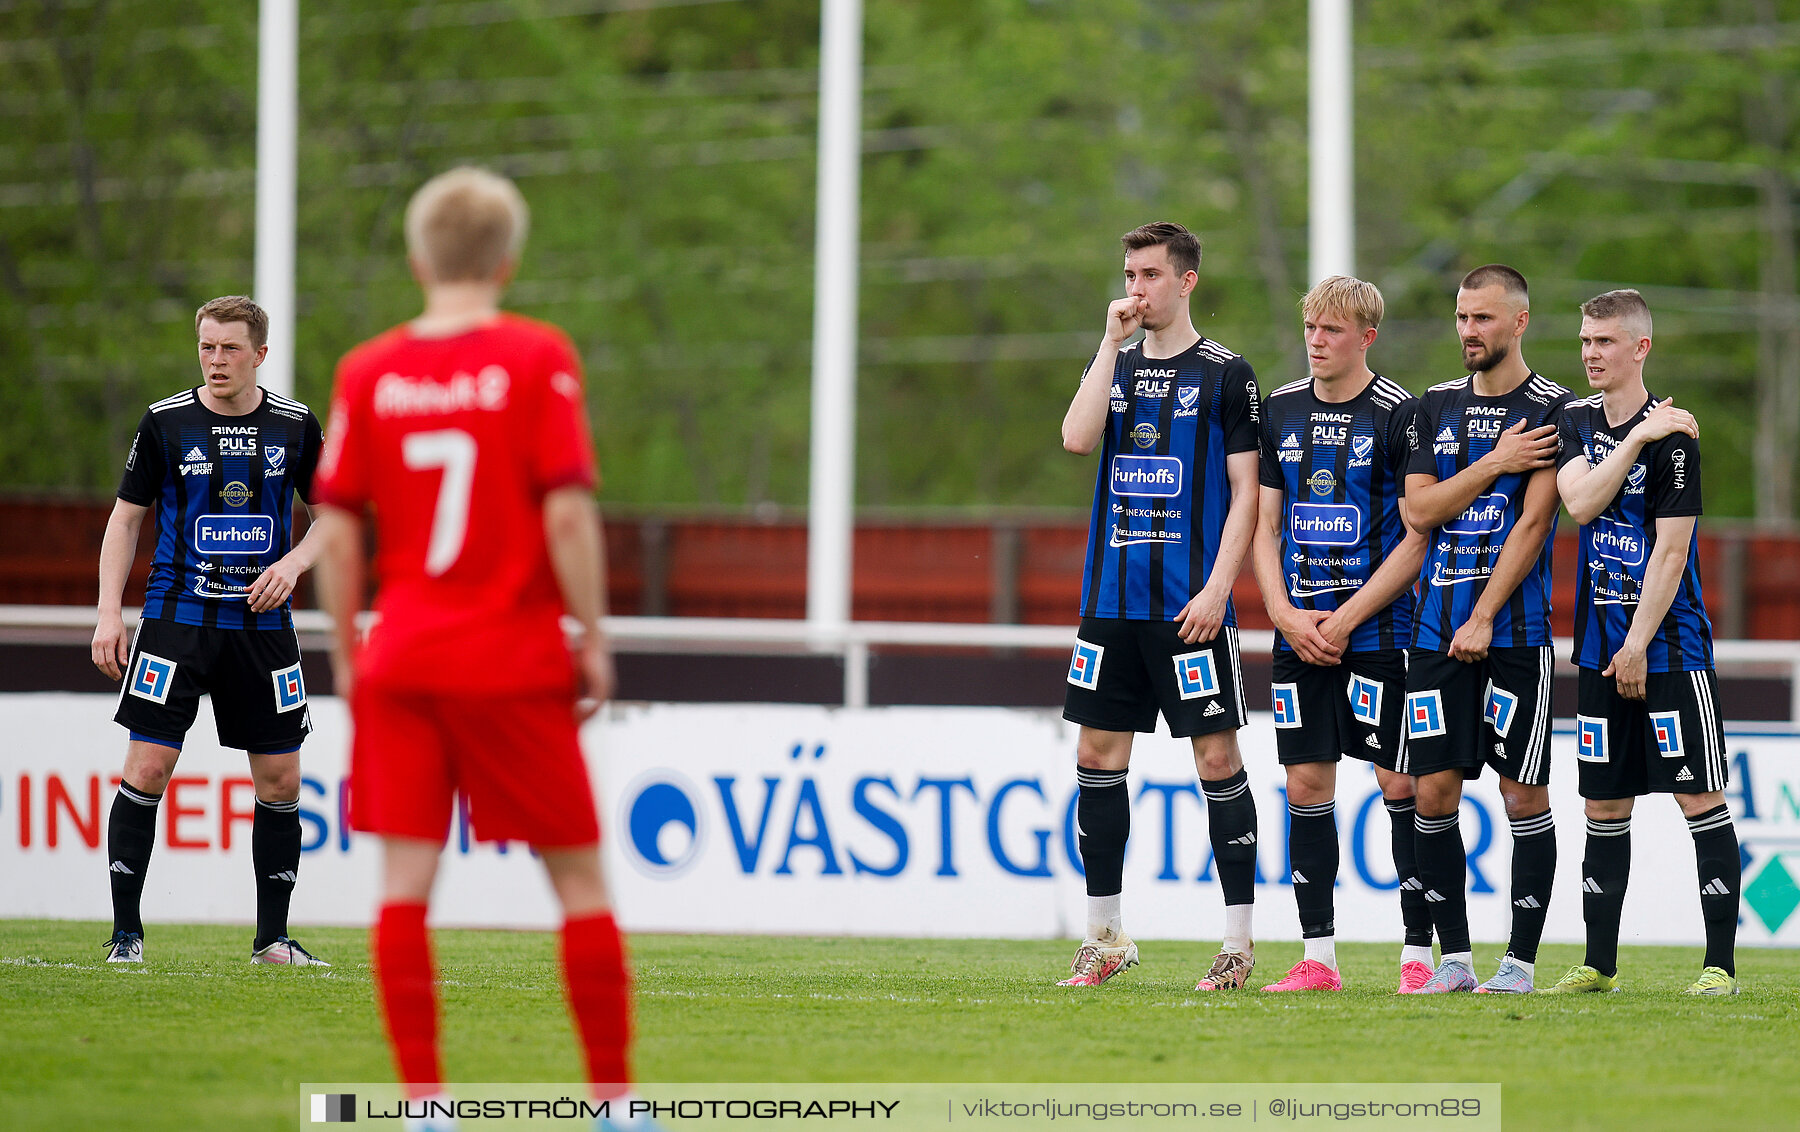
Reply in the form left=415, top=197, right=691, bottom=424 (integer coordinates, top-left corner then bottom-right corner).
left=2, top=0, right=1794, bottom=515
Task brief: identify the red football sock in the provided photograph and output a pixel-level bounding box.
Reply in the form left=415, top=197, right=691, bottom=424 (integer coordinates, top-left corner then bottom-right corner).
left=373, top=902, right=441, bottom=1095
left=561, top=911, right=632, bottom=1091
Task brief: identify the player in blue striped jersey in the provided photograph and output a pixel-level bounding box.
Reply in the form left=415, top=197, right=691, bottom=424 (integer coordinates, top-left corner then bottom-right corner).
left=91, top=296, right=327, bottom=967
left=1059, top=222, right=1263, bottom=991
left=1545, top=289, right=1739, bottom=996
left=1251, top=276, right=1431, bottom=993
left=1400, top=265, right=1575, bottom=995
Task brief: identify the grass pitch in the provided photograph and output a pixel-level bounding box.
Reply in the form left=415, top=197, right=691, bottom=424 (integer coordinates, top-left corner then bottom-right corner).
left=2, top=922, right=1796, bottom=1130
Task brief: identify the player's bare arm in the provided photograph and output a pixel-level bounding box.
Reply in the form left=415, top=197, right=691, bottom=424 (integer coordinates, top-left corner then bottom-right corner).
left=1061, top=298, right=1145, bottom=454
left=1177, top=449, right=1260, bottom=644
left=245, top=501, right=323, bottom=614
left=309, top=505, right=366, bottom=702
left=1317, top=497, right=1429, bottom=652
left=91, top=498, right=149, bottom=681
left=1448, top=466, right=1560, bottom=663
left=1558, top=398, right=1698, bottom=524
left=1405, top=420, right=1558, bottom=532
left=544, top=485, right=614, bottom=719
left=1253, top=484, right=1340, bottom=666
left=1604, top=513, right=1697, bottom=700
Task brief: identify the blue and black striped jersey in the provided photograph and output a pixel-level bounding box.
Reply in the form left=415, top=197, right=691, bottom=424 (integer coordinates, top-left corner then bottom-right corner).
left=1406, top=373, right=1574, bottom=650
left=1555, top=392, right=1713, bottom=672
left=1078, top=338, right=1261, bottom=621
left=1258, top=374, right=1421, bottom=653
left=117, top=387, right=322, bottom=630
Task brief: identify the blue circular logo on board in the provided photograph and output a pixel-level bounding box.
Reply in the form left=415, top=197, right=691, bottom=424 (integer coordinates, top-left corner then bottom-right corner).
left=622, top=774, right=704, bottom=877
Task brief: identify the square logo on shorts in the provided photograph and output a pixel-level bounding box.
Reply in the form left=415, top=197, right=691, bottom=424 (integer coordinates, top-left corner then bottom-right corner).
left=1485, top=681, right=1519, bottom=738
left=1577, top=715, right=1608, bottom=763
left=1650, top=711, right=1685, bottom=758
left=1347, top=673, right=1382, bottom=726
left=1173, top=649, right=1219, bottom=700
left=1271, top=683, right=1301, bottom=729
left=1406, top=690, right=1446, bottom=739
left=1068, top=640, right=1103, bottom=690
left=128, top=652, right=176, bottom=705
left=271, top=662, right=306, bottom=713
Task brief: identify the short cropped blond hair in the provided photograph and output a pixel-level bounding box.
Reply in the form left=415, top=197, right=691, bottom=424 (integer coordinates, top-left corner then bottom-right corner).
left=404, top=167, right=530, bottom=283
left=194, top=295, right=270, bottom=347
left=1580, top=289, right=1653, bottom=342
left=1302, top=275, right=1384, bottom=331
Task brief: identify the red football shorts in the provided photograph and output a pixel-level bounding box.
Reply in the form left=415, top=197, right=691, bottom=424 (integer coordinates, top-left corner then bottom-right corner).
left=349, top=689, right=601, bottom=847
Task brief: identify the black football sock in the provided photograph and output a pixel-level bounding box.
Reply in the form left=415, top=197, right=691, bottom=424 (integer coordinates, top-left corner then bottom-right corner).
left=1286, top=800, right=1337, bottom=938
left=108, top=782, right=162, bottom=936
left=252, top=796, right=303, bottom=951
left=1075, top=767, right=1129, bottom=898
left=1687, top=805, right=1740, bottom=976
left=1385, top=797, right=1432, bottom=947
left=1202, top=768, right=1258, bottom=909
left=1581, top=816, right=1632, bottom=978
left=1506, top=809, right=1556, bottom=963
left=1415, top=811, right=1470, bottom=956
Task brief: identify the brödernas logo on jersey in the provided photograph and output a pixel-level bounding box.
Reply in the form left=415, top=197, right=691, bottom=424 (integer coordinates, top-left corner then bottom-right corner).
left=374, top=366, right=511, bottom=418
left=1110, top=456, right=1182, bottom=498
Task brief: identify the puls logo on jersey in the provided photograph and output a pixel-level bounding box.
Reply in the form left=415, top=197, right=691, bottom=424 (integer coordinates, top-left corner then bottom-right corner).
left=218, top=435, right=258, bottom=457
left=1135, top=379, right=1172, bottom=398
left=1278, top=433, right=1303, bottom=464
left=1110, top=455, right=1182, bottom=498
left=1312, top=423, right=1348, bottom=447
left=1444, top=492, right=1508, bottom=535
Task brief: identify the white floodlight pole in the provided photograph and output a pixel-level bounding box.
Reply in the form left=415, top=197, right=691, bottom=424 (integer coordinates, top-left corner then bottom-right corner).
left=1308, top=0, right=1355, bottom=283
left=255, top=0, right=298, bottom=398
left=806, top=0, right=863, bottom=637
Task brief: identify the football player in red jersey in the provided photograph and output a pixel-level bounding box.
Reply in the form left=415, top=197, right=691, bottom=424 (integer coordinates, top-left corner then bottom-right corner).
left=312, top=168, right=648, bottom=1130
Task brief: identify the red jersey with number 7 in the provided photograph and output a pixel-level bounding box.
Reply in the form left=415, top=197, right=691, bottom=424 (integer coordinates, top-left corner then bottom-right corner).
left=314, top=314, right=597, bottom=694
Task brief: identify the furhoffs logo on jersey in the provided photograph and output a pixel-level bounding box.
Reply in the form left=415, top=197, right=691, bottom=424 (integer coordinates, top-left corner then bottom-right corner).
left=1068, top=640, right=1103, bottom=690
left=1485, top=682, right=1519, bottom=738
left=622, top=772, right=706, bottom=876
left=1130, top=422, right=1161, bottom=449
left=1173, top=650, right=1219, bottom=700
left=193, top=514, right=274, bottom=555
left=1347, top=674, right=1382, bottom=725
left=1271, top=683, right=1301, bottom=729
left=1406, top=690, right=1446, bottom=739
left=271, top=663, right=306, bottom=713
left=1445, top=492, right=1509, bottom=535
left=1289, top=503, right=1361, bottom=546
left=1591, top=518, right=1646, bottom=567
left=1651, top=711, right=1685, bottom=758
left=128, top=652, right=176, bottom=705
left=1110, top=455, right=1182, bottom=498
left=264, top=445, right=287, bottom=475
left=1577, top=715, right=1609, bottom=763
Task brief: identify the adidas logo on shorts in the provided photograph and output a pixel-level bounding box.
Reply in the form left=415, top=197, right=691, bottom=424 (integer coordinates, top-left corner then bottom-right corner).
left=1702, top=879, right=1732, bottom=897
left=1514, top=895, right=1541, bottom=909
left=1203, top=701, right=1225, bottom=717
left=1675, top=766, right=1695, bottom=782
left=1583, top=877, right=1604, bottom=894
left=1365, top=733, right=1382, bottom=750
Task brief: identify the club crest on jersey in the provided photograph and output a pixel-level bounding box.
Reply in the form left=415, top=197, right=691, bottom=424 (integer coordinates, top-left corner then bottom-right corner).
left=1351, top=435, right=1374, bottom=460
left=1650, top=710, right=1684, bottom=758
left=1347, top=674, right=1382, bottom=725
left=1626, top=463, right=1648, bottom=494
left=1406, top=690, right=1446, bottom=739
left=1110, top=455, right=1182, bottom=498
left=264, top=445, right=287, bottom=475
left=1130, top=422, right=1161, bottom=449
left=1173, top=650, right=1219, bottom=700
left=128, top=652, right=176, bottom=705
left=1577, top=715, right=1608, bottom=763
left=1484, top=681, right=1519, bottom=738
left=1271, top=683, right=1301, bottom=729
left=271, top=662, right=306, bottom=713
left=1177, top=386, right=1200, bottom=411
left=1068, top=640, right=1103, bottom=690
